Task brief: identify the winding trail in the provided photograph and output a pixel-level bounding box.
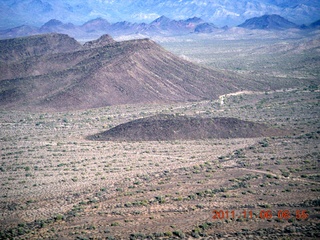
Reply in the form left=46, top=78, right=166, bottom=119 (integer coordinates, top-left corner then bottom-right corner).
left=239, top=168, right=320, bottom=185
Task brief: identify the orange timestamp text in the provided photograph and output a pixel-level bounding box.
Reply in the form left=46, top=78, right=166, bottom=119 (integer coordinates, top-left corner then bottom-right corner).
left=212, top=209, right=309, bottom=220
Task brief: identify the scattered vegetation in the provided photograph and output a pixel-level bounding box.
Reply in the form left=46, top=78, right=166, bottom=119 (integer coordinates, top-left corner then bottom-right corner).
left=0, top=36, right=319, bottom=239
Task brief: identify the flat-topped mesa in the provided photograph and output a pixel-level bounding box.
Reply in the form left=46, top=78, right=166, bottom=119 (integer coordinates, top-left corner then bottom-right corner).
left=0, top=33, right=82, bottom=62
left=83, top=34, right=116, bottom=48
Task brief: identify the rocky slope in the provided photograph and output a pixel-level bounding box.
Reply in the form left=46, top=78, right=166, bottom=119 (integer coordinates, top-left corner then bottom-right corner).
left=0, top=33, right=82, bottom=62
left=0, top=33, right=263, bottom=111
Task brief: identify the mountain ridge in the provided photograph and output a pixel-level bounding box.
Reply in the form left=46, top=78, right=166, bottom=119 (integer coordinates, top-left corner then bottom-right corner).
left=1, top=0, right=319, bottom=30
left=238, top=14, right=299, bottom=30
left=1, top=14, right=314, bottom=40
left=0, top=33, right=264, bottom=112
left=0, top=33, right=82, bottom=62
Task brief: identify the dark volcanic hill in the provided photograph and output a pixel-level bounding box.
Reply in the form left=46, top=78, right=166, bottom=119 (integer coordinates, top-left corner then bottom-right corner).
left=87, top=114, right=287, bottom=141
left=238, top=14, right=299, bottom=30
left=0, top=33, right=262, bottom=111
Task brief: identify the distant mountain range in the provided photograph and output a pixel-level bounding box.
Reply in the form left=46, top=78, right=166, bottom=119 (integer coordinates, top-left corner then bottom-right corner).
left=1, top=15, right=319, bottom=40
left=1, top=0, right=320, bottom=30
left=238, top=14, right=299, bottom=30
left=0, top=33, right=264, bottom=111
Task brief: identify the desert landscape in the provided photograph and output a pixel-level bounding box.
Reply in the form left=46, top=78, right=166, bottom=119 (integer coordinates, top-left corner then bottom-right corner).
left=0, top=84, right=319, bottom=239
left=0, top=3, right=320, bottom=237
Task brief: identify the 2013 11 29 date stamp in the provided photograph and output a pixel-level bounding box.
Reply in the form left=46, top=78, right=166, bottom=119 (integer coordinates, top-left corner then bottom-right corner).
left=212, top=209, right=309, bottom=220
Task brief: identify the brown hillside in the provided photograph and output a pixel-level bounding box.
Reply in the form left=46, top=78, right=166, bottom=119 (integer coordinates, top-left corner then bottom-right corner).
left=0, top=33, right=82, bottom=62
left=83, top=34, right=116, bottom=48
left=0, top=34, right=264, bottom=111
left=87, top=114, right=286, bottom=141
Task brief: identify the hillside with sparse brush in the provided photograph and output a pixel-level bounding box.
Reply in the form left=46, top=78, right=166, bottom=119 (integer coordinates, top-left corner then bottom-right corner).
left=0, top=33, right=265, bottom=111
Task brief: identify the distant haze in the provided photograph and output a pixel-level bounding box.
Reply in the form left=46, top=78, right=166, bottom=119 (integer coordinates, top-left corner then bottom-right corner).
left=1, top=0, right=320, bottom=30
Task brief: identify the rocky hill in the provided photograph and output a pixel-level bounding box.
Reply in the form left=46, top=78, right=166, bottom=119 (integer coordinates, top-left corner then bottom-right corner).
left=83, top=34, right=116, bottom=48
left=238, top=14, right=299, bottom=30
left=0, top=33, right=82, bottom=62
left=0, top=33, right=263, bottom=111
left=87, top=114, right=287, bottom=141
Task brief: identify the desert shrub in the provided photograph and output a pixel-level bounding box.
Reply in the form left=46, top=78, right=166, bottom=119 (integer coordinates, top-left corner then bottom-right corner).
left=155, top=195, right=165, bottom=204
left=54, top=214, right=64, bottom=221
left=71, top=177, right=78, bottom=182
left=173, top=230, right=185, bottom=238
left=258, top=204, right=271, bottom=208
left=153, top=232, right=164, bottom=237
left=130, top=233, right=146, bottom=239
left=199, top=222, right=210, bottom=230
left=132, top=210, right=141, bottom=215
left=281, top=171, right=290, bottom=177
left=75, top=236, right=89, bottom=240
left=259, top=138, right=269, bottom=147
left=191, top=228, right=201, bottom=238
